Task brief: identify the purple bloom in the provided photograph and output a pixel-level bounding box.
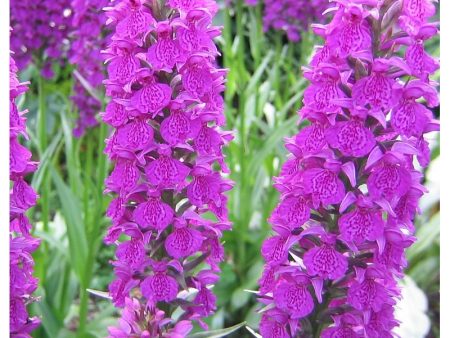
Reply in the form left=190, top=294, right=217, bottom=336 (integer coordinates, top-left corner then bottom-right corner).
left=164, top=219, right=203, bottom=259
left=367, top=156, right=412, bottom=202
left=302, top=167, right=346, bottom=207
left=147, top=22, right=184, bottom=72
left=10, top=44, right=41, bottom=336
left=273, top=277, right=314, bottom=319
left=257, top=0, right=439, bottom=336
left=338, top=204, right=384, bottom=244
left=259, top=309, right=290, bottom=338
left=261, top=0, right=331, bottom=41
left=70, top=0, right=115, bottom=137
left=270, top=195, right=310, bottom=230
left=141, top=268, right=179, bottom=303
left=399, top=0, right=436, bottom=35
left=102, top=0, right=233, bottom=335
left=261, top=235, right=289, bottom=266
left=133, top=194, right=174, bottom=231
left=325, top=120, right=376, bottom=157
left=10, top=0, right=72, bottom=78
left=115, top=0, right=155, bottom=42
left=130, top=74, right=173, bottom=115
left=107, top=297, right=193, bottom=337
left=303, top=242, right=348, bottom=280
left=352, top=60, right=399, bottom=113
left=327, top=3, right=372, bottom=58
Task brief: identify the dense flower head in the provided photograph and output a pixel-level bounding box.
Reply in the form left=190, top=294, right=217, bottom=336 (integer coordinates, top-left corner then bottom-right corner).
left=226, top=0, right=330, bottom=41
left=10, top=47, right=41, bottom=336
left=102, top=0, right=232, bottom=336
left=258, top=0, right=439, bottom=336
left=69, top=0, right=114, bottom=137
left=10, top=0, right=73, bottom=79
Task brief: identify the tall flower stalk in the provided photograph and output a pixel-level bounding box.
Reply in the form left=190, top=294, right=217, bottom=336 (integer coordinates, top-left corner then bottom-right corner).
left=102, top=0, right=233, bottom=336
left=257, top=0, right=439, bottom=336
left=10, top=47, right=41, bottom=336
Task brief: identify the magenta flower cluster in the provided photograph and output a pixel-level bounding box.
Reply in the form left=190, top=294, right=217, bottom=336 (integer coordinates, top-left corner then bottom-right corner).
left=262, top=0, right=330, bottom=41
left=242, top=0, right=330, bottom=41
left=10, top=0, right=72, bottom=79
left=69, top=0, right=113, bottom=137
left=257, top=0, right=439, bottom=336
left=10, top=49, right=41, bottom=336
left=101, top=0, right=233, bottom=336
left=228, top=0, right=329, bottom=41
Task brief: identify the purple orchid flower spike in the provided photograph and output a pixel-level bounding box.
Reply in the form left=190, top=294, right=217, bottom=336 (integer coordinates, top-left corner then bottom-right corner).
left=10, top=39, right=41, bottom=336
left=253, top=0, right=332, bottom=41
left=257, top=0, right=439, bottom=336
left=102, top=0, right=233, bottom=336
left=10, top=0, right=72, bottom=79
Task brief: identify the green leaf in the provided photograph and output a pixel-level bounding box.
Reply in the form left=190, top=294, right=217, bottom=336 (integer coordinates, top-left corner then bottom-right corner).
left=246, top=325, right=262, bottom=338
left=248, top=115, right=297, bottom=177
left=56, top=329, right=78, bottom=338
left=245, top=51, right=274, bottom=97
left=188, top=322, right=246, bottom=338
left=87, top=289, right=112, bottom=300
left=36, top=298, right=63, bottom=338
left=31, top=129, right=63, bottom=191
left=231, top=288, right=251, bottom=310
left=407, top=212, right=440, bottom=262
left=50, top=166, right=88, bottom=284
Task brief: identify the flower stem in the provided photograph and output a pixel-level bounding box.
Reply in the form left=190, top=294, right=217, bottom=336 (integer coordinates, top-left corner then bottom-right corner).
left=38, top=75, right=50, bottom=259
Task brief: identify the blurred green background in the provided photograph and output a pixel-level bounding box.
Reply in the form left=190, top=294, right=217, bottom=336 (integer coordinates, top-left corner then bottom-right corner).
left=15, top=1, right=440, bottom=337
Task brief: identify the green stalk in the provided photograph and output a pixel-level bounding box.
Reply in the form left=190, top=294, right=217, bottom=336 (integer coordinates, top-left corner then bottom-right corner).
left=223, top=8, right=238, bottom=133
left=96, top=122, right=109, bottom=206
left=236, top=0, right=246, bottom=84
left=78, top=132, right=94, bottom=336
left=37, top=75, right=50, bottom=272
left=236, top=0, right=249, bottom=276
left=249, top=2, right=263, bottom=65
left=78, top=286, right=89, bottom=335
left=273, top=35, right=283, bottom=112
left=79, top=103, right=109, bottom=336
left=38, top=76, right=48, bottom=161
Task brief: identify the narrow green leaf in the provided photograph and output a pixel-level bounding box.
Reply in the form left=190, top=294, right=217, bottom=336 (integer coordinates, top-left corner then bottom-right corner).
left=188, top=322, right=246, bottom=338
left=87, top=289, right=112, bottom=300
left=36, top=299, right=63, bottom=338
left=248, top=115, right=297, bottom=176
left=245, top=51, right=274, bottom=96
left=50, top=166, right=88, bottom=283
left=407, top=212, right=440, bottom=261
left=246, top=326, right=262, bottom=338
left=30, top=129, right=62, bottom=191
